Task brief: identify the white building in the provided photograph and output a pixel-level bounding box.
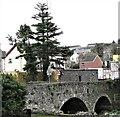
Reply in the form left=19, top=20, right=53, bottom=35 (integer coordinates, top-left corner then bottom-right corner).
left=3, top=45, right=26, bottom=72
left=70, top=53, right=79, bottom=64
left=88, top=61, right=119, bottom=80
left=69, top=45, right=93, bottom=55
left=110, top=61, right=119, bottom=79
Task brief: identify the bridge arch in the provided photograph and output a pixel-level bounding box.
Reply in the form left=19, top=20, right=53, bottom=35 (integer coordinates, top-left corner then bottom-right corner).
left=94, top=95, right=112, bottom=114
left=60, top=97, right=88, bottom=114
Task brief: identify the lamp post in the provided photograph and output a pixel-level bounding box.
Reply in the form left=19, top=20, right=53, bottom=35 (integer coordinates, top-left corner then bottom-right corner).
left=47, top=66, right=52, bottom=83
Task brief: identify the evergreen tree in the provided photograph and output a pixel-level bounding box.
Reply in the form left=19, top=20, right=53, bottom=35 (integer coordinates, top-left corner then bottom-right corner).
left=31, top=3, right=64, bottom=80
left=91, top=43, right=104, bottom=57
left=111, top=40, right=117, bottom=55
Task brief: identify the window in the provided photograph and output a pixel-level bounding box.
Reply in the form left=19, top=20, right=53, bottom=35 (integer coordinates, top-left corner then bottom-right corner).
left=8, top=58, right=12, bottom=63
left=79, top=76, right=81, bottom=81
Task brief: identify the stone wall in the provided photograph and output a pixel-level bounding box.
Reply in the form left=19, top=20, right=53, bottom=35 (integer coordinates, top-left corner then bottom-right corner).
left=60, top=69, right=98, bottom=82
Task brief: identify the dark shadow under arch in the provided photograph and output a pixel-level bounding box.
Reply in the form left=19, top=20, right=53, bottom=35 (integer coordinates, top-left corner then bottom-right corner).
left=95, top=96, right=112, bottom=115
left=60, top=97, right=88, bottom=114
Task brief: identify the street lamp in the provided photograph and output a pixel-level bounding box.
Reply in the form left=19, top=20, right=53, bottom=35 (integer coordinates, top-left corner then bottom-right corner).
left=47, top=66, right=53, bottom=83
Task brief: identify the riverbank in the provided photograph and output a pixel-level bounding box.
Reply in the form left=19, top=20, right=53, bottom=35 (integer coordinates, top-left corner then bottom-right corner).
left=32, top=114, right=120, bottom=117
left=32, top=114, right=55, bottom=117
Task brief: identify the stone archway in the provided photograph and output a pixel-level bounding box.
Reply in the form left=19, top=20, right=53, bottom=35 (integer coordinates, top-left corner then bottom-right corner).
left=94, top=96, right=112, bottom=114
left=60, top=97, right=88, bottom=114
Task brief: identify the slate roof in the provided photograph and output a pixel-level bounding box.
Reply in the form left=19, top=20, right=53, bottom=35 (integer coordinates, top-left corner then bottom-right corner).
left=3, top=44, right=16, bottom=59
left=82, top=55, right=96, bottom=62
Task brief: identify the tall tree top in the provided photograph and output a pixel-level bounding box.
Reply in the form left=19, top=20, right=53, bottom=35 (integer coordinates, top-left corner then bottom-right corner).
left=32, top=3, right=63, bottom=42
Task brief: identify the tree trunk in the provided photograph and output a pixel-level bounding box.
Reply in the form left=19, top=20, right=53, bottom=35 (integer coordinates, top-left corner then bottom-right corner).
left=43, top=61, right=49, bottom=81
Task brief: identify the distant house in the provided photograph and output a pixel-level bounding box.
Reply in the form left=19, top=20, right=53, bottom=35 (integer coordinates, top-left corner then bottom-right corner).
left=69, top=45, right=81, bottom=54
left=87, top=43, right=96, bottom=48
left=101, top=61, right=119, bottom=80
left=77, top=46, right=92, bottom=55
left=113, top=55, right=120, bottom=62
left=69, top=45, right=93, bottom=55
left=69, top=45, right=81, bottom=50
left=80, top=55, right=103, bottom=69
left=110, top=61, right=119, bottom=79
left=70, top=53, right=79, bottom=64
left=2, top=44, right=26, bottom=72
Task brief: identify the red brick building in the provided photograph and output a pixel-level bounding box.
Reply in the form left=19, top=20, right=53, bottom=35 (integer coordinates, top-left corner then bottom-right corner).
left=80, top=55, right=103, bottom=69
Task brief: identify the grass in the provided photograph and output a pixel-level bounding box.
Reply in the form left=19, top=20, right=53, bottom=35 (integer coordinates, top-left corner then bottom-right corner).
left=32, top=114, right=55, bottom=117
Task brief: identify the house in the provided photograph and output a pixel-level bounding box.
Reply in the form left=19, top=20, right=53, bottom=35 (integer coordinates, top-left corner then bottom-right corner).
left=80, top=55, right=103, bottom=69
left=69, top=45, right=81, bottom=51
left=70, top=53, right=79, bottom=64
left=110, top=61, right=119, bottom=79
left=113, top=55, right=120, bottom=62
left=77, top=46, right=92, bottom=55
left=69, top=45, right=93, bottom=55
left=2, top=44, right=26, bottom=72
left=87, top=43, right=96, bottom=48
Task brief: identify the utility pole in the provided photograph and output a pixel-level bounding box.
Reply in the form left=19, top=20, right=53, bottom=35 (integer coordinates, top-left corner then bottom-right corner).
left=0, top=44, right=2, bottom=117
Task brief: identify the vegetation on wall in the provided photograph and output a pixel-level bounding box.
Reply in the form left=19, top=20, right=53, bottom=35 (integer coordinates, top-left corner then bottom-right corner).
left=101, top=109, right=120, bottom=115
left=32, top=114, right=55, bottom=117
left=106, top=79, right=119, bottom=89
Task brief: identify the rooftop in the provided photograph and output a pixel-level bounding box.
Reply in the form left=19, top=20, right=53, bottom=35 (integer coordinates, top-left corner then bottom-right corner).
left=82, top=55, right=96, bottom=62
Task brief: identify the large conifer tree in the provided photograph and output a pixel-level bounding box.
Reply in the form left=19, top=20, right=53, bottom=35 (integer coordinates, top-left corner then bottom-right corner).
left=31, top=3, right=63, bottom=80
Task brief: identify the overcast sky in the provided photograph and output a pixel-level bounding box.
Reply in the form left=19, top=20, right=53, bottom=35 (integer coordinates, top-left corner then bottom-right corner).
left=0, top=0, right=119, bottom=51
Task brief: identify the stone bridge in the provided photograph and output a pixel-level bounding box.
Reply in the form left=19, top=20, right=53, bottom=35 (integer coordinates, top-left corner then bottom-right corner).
left=26, top=81, right=120, bottom=115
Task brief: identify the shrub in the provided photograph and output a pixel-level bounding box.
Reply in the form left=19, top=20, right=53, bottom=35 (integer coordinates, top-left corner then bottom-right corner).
left=2, top=74, right=28, bottom=115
